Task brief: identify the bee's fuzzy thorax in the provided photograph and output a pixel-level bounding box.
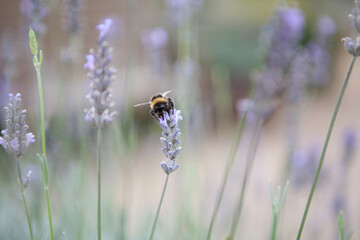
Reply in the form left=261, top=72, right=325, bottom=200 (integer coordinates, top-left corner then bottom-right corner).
left=151, top=97, right=168, bottom=108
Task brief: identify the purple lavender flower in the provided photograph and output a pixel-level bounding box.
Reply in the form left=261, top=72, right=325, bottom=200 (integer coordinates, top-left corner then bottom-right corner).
left=159, top=109, right=182, bottom=174
left=84, top=19, right=116, bottom=128
left=343, top=2, right=360, bottom=56
left=349, top=0, right=360, bottom=33
left=20, top=0, right=49, bottom=34
left=97, top=19, right=113, bottom=41
left=252, top=7, right=305, bottom=119
left=306, top=16, right=336, bottom=87
left=278, top=7, right=305, bottom=40
left=84, top=54, right=95, bottom=70
left=0, top=93, right=35, bottom=158
left=262, top=7, right=305, bottom=70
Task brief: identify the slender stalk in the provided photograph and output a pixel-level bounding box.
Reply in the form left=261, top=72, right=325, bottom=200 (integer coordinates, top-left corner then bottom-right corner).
left=206, top=112, right=248, bottom=240
left=35, top=65, right=54, bottom=240
left=270, top=181, right=290, bottom=240
left=97, top=126, right=102, bottom=240
left=15, top=156, right=34, bottom=240
left=36, top=69, right=46, bottom=156
left=44, top=179, right=53, bottom=240
left=228, top=117, right=264, bottom=239
left=21, top=188, right=34, bottom=240
left=271, top=214, right=278, bottom=240
left=149, top=174, right=170, bottom=240
left=296, top=56, right=357, bottom=240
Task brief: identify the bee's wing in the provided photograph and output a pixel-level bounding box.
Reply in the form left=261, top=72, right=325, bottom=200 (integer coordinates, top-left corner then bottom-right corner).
left=162, top=90, right=172, bottom=97
left=134, top=102, right=151, bottom=107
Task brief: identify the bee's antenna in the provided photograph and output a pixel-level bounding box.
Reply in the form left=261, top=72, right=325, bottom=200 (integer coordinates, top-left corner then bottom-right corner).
left=162, top=90, right=172, bottom=96
left=134, top=102, right=151, bottom=107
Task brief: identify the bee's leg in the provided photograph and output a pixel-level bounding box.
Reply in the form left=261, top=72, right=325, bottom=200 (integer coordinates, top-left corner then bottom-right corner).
left=150, top=109, right=159, bottom=120
left=168, top=97, right=175, bottom=108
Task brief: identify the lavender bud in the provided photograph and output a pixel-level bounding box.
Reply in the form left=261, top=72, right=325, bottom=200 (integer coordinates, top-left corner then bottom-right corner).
left=159, top=109, right=182, bottom=174
left=22, top=170, right=33, bottom=189
left=0, top=93, right=35, bottom=158
left=84, top=19, right=117, bottom=128
left=342, top=37, right=360, bottom=56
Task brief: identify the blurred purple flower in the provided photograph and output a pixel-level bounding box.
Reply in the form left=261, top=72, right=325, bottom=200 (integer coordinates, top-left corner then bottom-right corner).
left=254, top=7, right=305, bottom=121
left=262, top=7, right=305, bottom=70
left=307, top=16, right=336, bottom=87
left=141, top=27, right=169, bottom=49
left=317, top=16, right=336, bottom=40
left=165, top=0, right=204, bottom=23
left=141, top=27, right=169, bottom=74
left=62, top=0, right=84, bottom=34
left=287, top=48, right=311, bottom=103
left=344, top=129, right=357, bottom=151
left=291, top=146, right=318, bottom=187
left=20, top=0, right=49, bottom=34
left=278, top=7, right=305, bottom=39
left=342, top=128, right=357, bottom=165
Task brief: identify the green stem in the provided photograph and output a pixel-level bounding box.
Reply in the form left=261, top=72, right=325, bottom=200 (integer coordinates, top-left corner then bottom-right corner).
left=296, top=56, right=357, bottom=240
left=206, top=112, right=248, bottom=240
left=15, top=156, right=34, bottom=240
left=36, top=66, right=54, bottom=240
left=229, top=117, right=264, bottom=239
left=36, top=69, right=46, bottom=156
left=21, top=189, right=34, bottom=240
left=271, top=214, right=278, bottom=240
left=45, top=181, right=53, bottom=240
left=97, top=127, right=102, bottom=240
left=149, top=174, right=170, bottom=240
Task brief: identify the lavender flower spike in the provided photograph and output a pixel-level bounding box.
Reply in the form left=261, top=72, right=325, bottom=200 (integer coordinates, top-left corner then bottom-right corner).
left=0, top=93, right=35, bottom=157
left=349, top=0, right=360, bottom=33
left=343, top=1, right=360, bottom=56
left=84, top=18, right=116, bottom=128
left=159, top=109, right=182, bottom=174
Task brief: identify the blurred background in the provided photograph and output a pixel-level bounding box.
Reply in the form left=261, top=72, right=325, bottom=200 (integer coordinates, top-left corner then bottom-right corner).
left=0, top=0, right=360, bottom=239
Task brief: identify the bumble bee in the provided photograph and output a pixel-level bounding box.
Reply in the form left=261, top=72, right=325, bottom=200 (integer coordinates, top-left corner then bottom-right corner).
left=134, top=90, right=175, bottom=120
